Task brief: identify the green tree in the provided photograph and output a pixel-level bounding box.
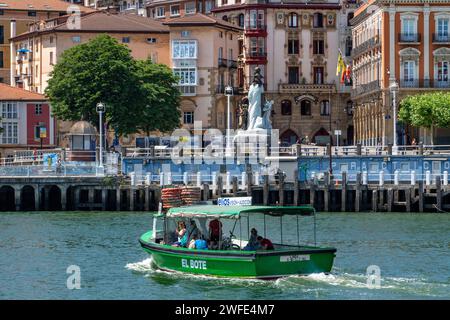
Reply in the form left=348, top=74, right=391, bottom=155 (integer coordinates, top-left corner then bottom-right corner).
left=45, top=35, right=139, bottom=135
left=399, top=92, right=450, bottom=144
left=135, top=59, right=181, bottom=135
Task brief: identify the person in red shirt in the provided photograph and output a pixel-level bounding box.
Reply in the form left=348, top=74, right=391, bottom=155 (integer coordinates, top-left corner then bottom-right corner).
left=257, top=236, right=274, bottom=250
left=208, top=219, right=222, bottom=242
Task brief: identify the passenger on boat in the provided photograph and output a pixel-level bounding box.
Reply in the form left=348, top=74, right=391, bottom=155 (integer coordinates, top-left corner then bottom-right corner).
left=208, top=240, right=219, bottom=250
left=172, top=221, right=188, bottom=247
left=188, top=235, right=198, bottom=249
left=187, top=220, right=200, bottom=243
left=195, top=236, right=208, bottom=250
left=208, top=219, right=222, bottom=242
left=243, top=228, right=261, bottom=250
left=257, top=236, right=274, bottom=250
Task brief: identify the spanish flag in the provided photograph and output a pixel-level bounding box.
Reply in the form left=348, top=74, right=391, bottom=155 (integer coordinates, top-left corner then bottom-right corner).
left=336, top=52, right=346, bottom=77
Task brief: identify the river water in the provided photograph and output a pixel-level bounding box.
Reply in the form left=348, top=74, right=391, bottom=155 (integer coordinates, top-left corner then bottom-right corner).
left=0, top=211, right=448, bottom=299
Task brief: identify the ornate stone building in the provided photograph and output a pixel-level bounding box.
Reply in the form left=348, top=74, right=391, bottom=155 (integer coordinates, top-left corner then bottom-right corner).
left=351, top=0, right=450, bottom=146
left=146, top=0, right=360, bottom=145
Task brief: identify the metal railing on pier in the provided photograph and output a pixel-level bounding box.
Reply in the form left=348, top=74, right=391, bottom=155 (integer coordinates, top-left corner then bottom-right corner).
left=0, top=163, right=105, bottom=177
left=122, top=144, right=450, bottom=158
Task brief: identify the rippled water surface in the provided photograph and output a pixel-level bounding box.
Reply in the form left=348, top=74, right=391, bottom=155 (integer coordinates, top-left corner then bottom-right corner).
left=0, top=211, right=448, bottom=299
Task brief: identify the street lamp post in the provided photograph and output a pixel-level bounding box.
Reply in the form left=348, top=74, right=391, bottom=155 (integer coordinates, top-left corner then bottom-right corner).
left=224, top=86, right=233, bottom=154
left=96, top=102, right=105, bottom=169
left=390, top=81, right=399, bottom=154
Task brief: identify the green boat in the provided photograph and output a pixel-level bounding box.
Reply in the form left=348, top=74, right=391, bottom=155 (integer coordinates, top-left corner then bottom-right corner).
left=139, top=205, right=336, bottom=279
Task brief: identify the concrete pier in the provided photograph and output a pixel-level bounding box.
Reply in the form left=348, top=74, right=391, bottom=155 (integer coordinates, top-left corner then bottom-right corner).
left=1, top=172, right=450, bottom=212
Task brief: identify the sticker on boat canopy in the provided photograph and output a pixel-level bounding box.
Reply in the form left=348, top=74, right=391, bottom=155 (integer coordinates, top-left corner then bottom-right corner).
left=181, top=258, right=207, bottom=270
left=218, top=197, right=252, bottom=206
left=280, top=254, right=310, bottom=262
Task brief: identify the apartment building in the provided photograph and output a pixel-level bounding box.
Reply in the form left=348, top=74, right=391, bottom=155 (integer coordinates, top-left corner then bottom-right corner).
left=163, top=13, right=242, bottom=131
left=146, top=0, right=360, bottom=145
left=351, top=0, right=450, bottom=146
left=9, top=11, right=170, bottom=147
left=0, top=0, right=94, bottom=85
left=0, top=83, right=55, bottom=157
left=211, top=0, right=358, bottom=146
left=83, top=0, right=146, bottom=15
left=9, top=11, right=169, bottom=93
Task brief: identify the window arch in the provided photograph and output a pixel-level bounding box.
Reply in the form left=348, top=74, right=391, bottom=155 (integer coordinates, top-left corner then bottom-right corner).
left=281, top=100, right=292, bottom=115
left=300, top=100, right=311, bottom=116
left=313, top=12, right=323, bottom=28
left=320, top=100, right=330, bottom=116
left=288, top=12, right=298, bottom=28
left=238, top=13, right=245, bottom=28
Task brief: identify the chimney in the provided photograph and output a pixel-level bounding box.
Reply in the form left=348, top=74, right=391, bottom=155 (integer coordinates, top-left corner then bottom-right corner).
left=10, top=19, right=16, bottom=38
left=10, top=19, right=16, bottom=86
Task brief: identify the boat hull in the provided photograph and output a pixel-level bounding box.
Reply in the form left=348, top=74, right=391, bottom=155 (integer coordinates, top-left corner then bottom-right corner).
left=139, top=232, right=336, bottom=279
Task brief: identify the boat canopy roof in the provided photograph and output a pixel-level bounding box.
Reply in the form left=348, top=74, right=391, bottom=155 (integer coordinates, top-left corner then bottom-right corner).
left=165, top=205, right=315, bottom=219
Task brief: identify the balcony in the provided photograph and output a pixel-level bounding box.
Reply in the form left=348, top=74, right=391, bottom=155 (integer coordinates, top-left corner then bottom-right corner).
left=398, top=33, right=420, bottom=43
left=279, top=83, right=334, bottom=93
left=400, top=79, right=420, bottom=88
left=244, top=24, right=267, bottom=32
left=351, top=36, right=380, bottom=58
left=432, top=33, right=450, bottom=44
left=218, top=58, right=228, bottom=68
left=218, top=58, right=238, bottom=69
left=245, top=51, right=267, bottom=64
left=351, top=80, right=380, bottom=97
left=244, top=24, right=267, bottom=36
left=398, top=79, right=450, bottom=89
left=246, top=51, right=267, bottom=58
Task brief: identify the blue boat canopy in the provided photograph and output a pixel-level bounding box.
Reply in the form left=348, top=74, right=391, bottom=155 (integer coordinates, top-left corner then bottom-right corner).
left=166, top=205, right=315, bottom=219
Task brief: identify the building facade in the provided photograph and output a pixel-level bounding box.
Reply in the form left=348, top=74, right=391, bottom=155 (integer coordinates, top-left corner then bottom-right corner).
left=351, top=0, right=450, bottom=146
left=0, top=0, right=94, bottom=85
left=147, top=0, right=360, bottom=145
left=164, top=14, right=243, bottom=132
left=83, top=0, right=147, bottom=15
left=0, top=83, right=55, bottom=158
left=9, top=11, right=170, bottom=147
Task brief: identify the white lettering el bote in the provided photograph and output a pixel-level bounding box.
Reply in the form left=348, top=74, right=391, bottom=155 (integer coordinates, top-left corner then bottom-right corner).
left=181, top=258, right=207, bottom=270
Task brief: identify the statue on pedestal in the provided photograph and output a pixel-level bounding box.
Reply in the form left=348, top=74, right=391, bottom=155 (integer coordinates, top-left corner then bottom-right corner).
left=246, top=67, right=273, bottom=131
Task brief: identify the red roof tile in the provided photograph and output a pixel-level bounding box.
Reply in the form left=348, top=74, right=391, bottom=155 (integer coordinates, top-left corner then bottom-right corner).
left=0, top=83, right=46, bottom=101
left=163, top=13, right=242, bottom=31
left=0, top=0, right=95, bottom=12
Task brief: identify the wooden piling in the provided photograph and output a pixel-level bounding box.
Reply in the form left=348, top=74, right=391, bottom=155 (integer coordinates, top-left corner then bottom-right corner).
left=387, top=188, right=394, bottom=212
left=144, top=187, right=150, bottom=211
left=217, top=176, right=223, bottom=198
left=418, top=181, right=424, bottom=212
left=355, top=173, right=361, bottom=212
left=203, top=183, right=209, bottom=201
left=405, top=188, right=411, bottom=212
left=372, top=189, right=378, bottom=212
left=436, top=176, right=442, bottom=211
left=341, top=172, right=347, bottom=212
left=323, top=172, right=329, bottom=212
left=232, top=177, right=238, bottom=196
left=279, top=172, right=285, bottom=206
left=129, top=187, right=135, bottom=211
left=293, top=170, right=299, bottom=206
left=101, top=189, right=107, bottom=211
left=246, top=172, right=252, bottom=197
left=310, top=183, right=316, bottom=210
left=116, top=188, right=121, bottom=211
left=263, top=175, right=269, bottom=206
